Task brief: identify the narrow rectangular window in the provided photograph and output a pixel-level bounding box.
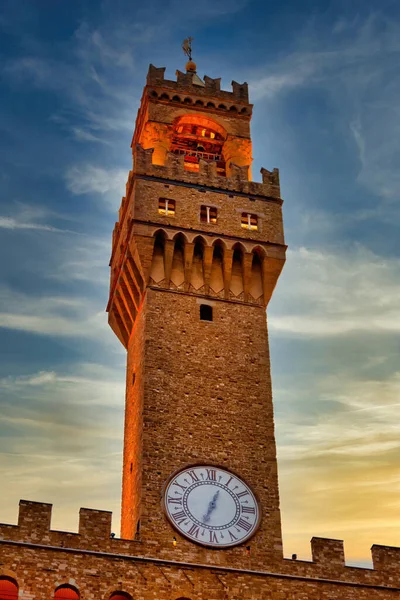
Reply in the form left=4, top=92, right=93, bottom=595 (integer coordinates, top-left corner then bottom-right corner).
left=241, top=213, right=258, bottom=231
left=200, top=205, right=217, bottom=224
left=200, top=304, right=213, bottom=321
left=159, top=198, right=175, bottom=216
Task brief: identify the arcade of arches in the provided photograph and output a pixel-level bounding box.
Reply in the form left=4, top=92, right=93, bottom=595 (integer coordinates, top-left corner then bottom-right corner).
left=0, top=580, right=192, bottom=600
left=149, top=231, right=266, bottom=304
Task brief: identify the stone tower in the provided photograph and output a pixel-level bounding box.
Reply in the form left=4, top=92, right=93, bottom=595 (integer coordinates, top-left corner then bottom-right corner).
left=107, top=59, right=286, bottom=569
left=1, top=51, right=400, bottom=600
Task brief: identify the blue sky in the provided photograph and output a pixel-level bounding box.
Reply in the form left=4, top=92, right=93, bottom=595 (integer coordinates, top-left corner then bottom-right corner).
left=1, top=0, right=400, bottom=565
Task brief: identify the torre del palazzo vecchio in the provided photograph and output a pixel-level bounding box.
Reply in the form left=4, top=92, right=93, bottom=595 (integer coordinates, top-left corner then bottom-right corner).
left=1, top=47, right=400, bottom=600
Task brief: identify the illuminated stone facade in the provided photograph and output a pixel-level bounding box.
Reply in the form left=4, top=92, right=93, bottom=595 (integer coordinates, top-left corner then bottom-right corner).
left=0, top=62, right=399, bottom=600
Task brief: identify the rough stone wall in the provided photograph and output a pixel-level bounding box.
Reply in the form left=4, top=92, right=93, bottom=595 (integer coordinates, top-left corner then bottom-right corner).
left=122, top=290, right=283, bottom=570
left=131, top=179, right=285, bottom=246
left=121, top=307, right=146, bottom=540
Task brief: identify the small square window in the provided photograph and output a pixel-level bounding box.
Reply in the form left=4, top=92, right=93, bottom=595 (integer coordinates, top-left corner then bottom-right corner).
left=241, top=213, right=258, bottom=231
left=200, top=205, right=217, bottom=224
left=200, top=304, right=213, bottom=321
left=159, top=198, right=175, bottom=216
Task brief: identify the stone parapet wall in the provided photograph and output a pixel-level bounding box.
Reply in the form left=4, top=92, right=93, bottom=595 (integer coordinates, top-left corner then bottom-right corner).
left=146, top=64, right=251, bottom=106
left=133, top=145, right=281, bottom=199
left=1, top=500, right=399, bottom=591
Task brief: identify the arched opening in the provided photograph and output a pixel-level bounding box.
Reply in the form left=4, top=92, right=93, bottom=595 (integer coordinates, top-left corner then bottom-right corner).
left=229, top=105, right=238, bottom=112
left=54, top=586, right=79, bottom=600
left=109, top=592, right=132, bottom=600
left=195, top=100, right=204, bottom=106
left=0, top=578, right=18, bottom=600
left=149, top=231, right=166, bottom=283
left=250, top=251, right=263, bottom=301
left=150, top=91, right=158, bottom=98
left=206, top=102, right=215, bottom=109
left=210, top=242, right=224, bottom=294
left=240, top=107, right=247, bottom=114
left=171, top=115, right=227, bottom=176
left=190, top=237, right=205, bottom=290
left=218, top=104, right=227, bottom=111
left=230, top=245, right=244, bottom=297
left=170, top=234, right=185, bottom=288
left=172, top=95, right=181, bottom=102
left=183, top=97, right=193, bottom=104
left=160, top=93, right=169, bottom=101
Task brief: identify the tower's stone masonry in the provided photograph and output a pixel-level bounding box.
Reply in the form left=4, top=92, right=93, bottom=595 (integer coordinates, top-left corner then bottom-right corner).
left=123, top=290, right=282, bottom=568
left=1, top=62, right=399, bottom=600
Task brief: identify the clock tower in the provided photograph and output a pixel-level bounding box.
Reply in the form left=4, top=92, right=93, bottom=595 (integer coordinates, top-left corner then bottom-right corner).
left=107, top=53, right=286, bottom=569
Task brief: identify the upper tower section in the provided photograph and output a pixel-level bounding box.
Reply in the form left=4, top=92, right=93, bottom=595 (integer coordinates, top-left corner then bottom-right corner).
left=133, top=63, right=252, bottom=176
left=107, top=57, right=286, bottom=349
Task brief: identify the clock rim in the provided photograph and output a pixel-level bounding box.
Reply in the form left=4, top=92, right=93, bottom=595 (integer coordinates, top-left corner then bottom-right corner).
left=161, top=462, right=262, bottom=549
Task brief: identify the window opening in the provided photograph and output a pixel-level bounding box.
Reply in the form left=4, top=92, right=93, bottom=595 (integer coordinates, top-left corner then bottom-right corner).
left=200, top=304, right=213, bottom=321
left=158, top=198, right=175, bottom=216
left=200, top=206, right=217, bottom=224
left=241, top=213, right=258, bottom=231
left=54, top=586, right=79, bottom=600
left=171, top=121, right=226, bottom=175
left=0, top=578, right=18, bottom=600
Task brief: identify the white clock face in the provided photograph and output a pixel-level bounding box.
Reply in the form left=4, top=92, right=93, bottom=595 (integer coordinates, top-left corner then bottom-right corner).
left=163, top=465, right=260, bottom=548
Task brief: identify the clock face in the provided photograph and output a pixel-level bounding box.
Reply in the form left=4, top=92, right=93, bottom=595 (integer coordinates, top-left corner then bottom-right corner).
left=163, top=465, right=260, bottom=548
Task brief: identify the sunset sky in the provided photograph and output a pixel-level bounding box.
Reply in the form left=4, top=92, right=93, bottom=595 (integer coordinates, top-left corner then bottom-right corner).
left=1, top=0, right=400, bottom=567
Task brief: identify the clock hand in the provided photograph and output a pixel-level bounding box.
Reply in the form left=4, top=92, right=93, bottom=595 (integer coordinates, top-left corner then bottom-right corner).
left=203, top=490, right=220, bottom=523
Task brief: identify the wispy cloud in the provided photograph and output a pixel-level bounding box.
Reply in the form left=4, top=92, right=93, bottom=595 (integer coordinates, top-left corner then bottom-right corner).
left=0, top=287, right=109, bottom=340
left=0, top=363, right=125, bottom=531
left=269, top=246, right=400, bottom=336
left=250, top=12, right=400, bottom=206
left=64, top=164, right=126, bottom=205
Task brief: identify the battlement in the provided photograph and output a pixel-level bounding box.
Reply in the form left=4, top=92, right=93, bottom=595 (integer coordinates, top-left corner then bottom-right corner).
left=1, top=500, right=400, bottom=584
left=0, top=500, right=138, bottom=554
left=146, top=64, right=250, bottom=106
left=133, top=144, right=281, bottom=199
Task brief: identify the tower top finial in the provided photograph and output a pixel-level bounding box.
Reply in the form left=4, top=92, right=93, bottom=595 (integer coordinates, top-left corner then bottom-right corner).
left=182, top=37, right=196, bottom=73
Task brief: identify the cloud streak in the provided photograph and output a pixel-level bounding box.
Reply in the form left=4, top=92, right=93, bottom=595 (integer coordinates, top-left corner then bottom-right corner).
left=269, top=246, right=400, bottom=336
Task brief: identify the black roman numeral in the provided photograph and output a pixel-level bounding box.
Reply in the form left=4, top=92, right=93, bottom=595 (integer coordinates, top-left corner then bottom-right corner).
left=209, top=531, right=219, bottom=544
left=187, top=470, right=199, bottom=482
left=187, top=523, right=200, bottom=538
left=237, top=518, right=252, bottom=532
left=236, top=490, right=249, bottom=498
left=167, top=496, right=182, bottom=505
left=172, top=510, right=187, bottom=525
left=241, top=505, right=255, bottom=514
left=206, top=469, right=217, bottom=481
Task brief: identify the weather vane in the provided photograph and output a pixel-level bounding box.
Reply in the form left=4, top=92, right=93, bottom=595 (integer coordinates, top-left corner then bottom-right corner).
left=182, top=37, right=193, bottom=61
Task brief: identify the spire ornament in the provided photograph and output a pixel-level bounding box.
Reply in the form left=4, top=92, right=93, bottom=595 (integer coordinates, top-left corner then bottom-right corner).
left=182, top=37, right=193, bottom=61
left=182, top=37, right=197, bottom=73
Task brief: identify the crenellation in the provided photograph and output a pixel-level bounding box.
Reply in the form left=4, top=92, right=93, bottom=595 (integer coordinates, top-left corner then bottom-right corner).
left=133, top=144, right=281, bottom=199
left=261, top=166, right=280, bottom=188
left=231, top=80, right=249, bottom=102
left=311, top=537, right=345, bottom=569
left=230, top=162, right=250, bottom=182
left=175, top=70, right=193, bottom=87
left=372, top=545, right=400, bottom=574
left=1, top=504, right=400, bottom=584
left=146, top=64, right=166, bottom=85
left=204, top=75, right=221, bottom=92
left=78, top=509, right=112, bottom=543
left=145, top=64, right=252, bottom=108
left=17, top=501, right=52, bottom=542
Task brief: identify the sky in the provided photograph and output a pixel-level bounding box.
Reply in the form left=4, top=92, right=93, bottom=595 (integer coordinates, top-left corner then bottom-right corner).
left=0, top=0, right=400, bottom=567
